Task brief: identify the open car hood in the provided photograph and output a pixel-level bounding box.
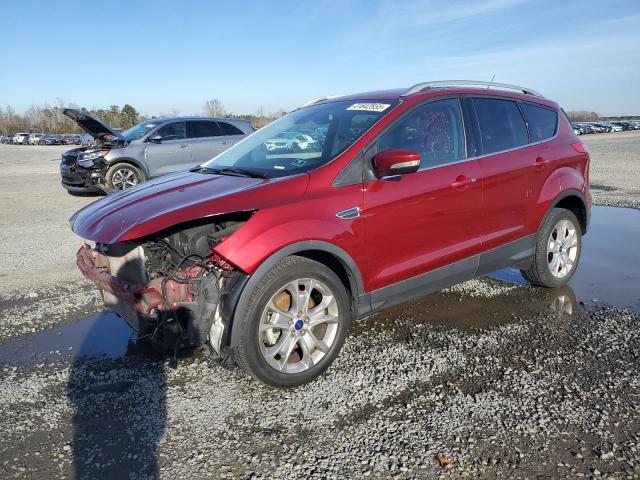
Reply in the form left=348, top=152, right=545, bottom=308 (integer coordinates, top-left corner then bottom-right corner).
left=69, top=171, right=309, bottom=244
left=63, top=108, right=124, bottom=141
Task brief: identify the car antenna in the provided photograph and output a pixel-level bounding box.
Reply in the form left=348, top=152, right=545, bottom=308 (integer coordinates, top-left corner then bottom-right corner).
left=489, top=74, right=496, bottom=88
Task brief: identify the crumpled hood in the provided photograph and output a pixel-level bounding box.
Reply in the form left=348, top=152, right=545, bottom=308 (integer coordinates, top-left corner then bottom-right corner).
left=70, top=171, right=309, bottom=244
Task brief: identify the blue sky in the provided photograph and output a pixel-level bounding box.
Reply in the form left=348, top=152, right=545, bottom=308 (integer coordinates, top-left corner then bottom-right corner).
left=1, top=0, right=639, bottom=116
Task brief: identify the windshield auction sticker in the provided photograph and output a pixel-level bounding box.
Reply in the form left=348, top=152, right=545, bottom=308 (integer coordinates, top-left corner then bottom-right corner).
left=346, top=103, right=391, bottom=112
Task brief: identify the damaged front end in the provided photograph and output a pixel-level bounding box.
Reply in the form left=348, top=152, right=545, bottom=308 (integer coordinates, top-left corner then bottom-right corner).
left=75, top=213, right=251, bottom=363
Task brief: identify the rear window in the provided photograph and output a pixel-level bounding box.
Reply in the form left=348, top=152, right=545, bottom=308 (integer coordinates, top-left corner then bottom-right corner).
left=522, top=103, right=558, bottom=142
left=218, top=122, right=244, bottom=135
left=189, top=121, right=221, bottom=138
left=472, top=98, right=528, bottom=155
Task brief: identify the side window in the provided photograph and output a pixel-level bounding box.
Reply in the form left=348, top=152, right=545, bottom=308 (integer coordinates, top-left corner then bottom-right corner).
left=378, top=98, right=465, bottom=170
left=156, top=122, right=186, bottom=141
left=189, top=120, right=222, bottom=138
left=217, top=122, right=244, bottom=135
left=522, top=103, right=558, bottom=142
left=472, top=98, right=528, bottom=154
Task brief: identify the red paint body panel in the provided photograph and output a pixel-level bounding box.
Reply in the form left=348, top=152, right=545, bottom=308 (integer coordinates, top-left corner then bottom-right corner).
left=70, top=85, right=591, bottom=298
left=70, top=170, right=309, bottom=243
left=362, top=160, right=483, bottom=290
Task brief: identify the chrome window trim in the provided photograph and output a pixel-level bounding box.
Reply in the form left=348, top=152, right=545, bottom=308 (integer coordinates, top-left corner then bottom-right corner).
left=418, top=128, right=560, bottom=172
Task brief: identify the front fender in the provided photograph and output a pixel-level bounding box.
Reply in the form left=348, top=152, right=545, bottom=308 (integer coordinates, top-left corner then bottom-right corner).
left=107, top=155, right=149, bottom=178
left=222, top=238, right=364, bottom=349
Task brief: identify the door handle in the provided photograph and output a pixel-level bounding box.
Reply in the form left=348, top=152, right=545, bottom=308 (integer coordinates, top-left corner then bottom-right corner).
left=533, top=157, right=547, bottom=169
left=451, top=175, right=477, bottom=190
left=177, top=144, right=188, bottom=149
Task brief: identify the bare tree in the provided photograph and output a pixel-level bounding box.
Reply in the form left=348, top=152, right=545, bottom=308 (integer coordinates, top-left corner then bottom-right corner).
left=203, top=99, right=226, bottom=117
left=566, top=111, right=601, bottom=122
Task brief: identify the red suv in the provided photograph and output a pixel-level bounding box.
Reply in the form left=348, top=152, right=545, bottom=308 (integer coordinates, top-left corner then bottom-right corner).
left=73, top=81, right=591, bottom=387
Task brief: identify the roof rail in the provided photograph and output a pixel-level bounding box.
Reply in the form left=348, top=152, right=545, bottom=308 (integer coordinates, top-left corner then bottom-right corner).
left=402, top=80, right=543, bottom=98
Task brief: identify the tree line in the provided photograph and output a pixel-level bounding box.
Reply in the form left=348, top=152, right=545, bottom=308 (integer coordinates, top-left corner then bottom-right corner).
left=565, top=111, right=601, bottom=122
left=0, top=98, right=286, bottom=136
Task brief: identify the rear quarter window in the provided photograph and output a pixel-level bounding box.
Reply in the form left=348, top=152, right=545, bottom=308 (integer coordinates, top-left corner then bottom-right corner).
left=472, top=98, right=528, bottom=155
left=522, top=103, right=558, bottom=142
left=218, top=122, right=244, bottom=135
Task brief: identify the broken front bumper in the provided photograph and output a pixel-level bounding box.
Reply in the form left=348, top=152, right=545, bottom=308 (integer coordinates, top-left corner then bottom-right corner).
left=76, top=244, right=200, bottom=333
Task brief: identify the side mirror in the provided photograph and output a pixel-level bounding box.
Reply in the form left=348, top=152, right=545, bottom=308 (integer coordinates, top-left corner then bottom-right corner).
left=373, top=149, right=420, bottom=178
left=148, top=135, right=162, bottom=144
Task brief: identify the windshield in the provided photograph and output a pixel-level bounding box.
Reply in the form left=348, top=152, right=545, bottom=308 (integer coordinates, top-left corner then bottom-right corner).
left=202, top=100, right=397, bottom=178
left=121, top=120, right=162, bottom=141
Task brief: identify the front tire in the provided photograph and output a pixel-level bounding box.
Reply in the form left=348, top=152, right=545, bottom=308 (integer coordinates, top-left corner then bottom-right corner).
left=521, top=208, right=582, bottom=287
left=105, top=163, right=145, bottom=191
left=235, top=256, right=352, bottom=388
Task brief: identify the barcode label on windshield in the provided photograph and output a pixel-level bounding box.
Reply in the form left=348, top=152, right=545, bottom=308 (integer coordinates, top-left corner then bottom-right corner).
left=346, top=103, right=391, bottom=112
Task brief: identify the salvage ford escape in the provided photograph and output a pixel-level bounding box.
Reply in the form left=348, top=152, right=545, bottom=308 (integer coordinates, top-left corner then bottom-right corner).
left=60, top=110, right=253, bottom=194
left=72, top=80, right=591, bottom=387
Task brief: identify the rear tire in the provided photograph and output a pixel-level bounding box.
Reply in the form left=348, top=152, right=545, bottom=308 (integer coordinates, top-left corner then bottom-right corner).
left=521, top=208, right=582, bottom=287
left=234, top=256, right=352, bottom=388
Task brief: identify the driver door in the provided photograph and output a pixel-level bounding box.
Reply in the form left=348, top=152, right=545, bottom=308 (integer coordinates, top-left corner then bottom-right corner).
left=145, top=121, right=191, bottom=177
left=363, top=98, right=483, bottom=303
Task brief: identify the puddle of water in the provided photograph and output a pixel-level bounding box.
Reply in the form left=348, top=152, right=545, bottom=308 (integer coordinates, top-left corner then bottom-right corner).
left=0, top=312, right=136, bottom=366
left=355, top=282, right=577, bottom=336
left=491, top=206, right=640, bottom=312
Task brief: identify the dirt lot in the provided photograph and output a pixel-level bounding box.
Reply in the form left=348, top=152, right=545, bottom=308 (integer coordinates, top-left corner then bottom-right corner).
left=0, top=135, right=639, bottom=479
left=586, top=131, right=640, bottom=209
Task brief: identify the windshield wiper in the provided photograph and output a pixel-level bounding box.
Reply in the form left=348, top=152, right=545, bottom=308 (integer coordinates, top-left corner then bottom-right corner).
left=191, top=166, right=268, bottom=178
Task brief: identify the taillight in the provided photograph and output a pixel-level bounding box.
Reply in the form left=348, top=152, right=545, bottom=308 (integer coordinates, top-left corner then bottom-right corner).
left=571, top=143, right=588, bottom=154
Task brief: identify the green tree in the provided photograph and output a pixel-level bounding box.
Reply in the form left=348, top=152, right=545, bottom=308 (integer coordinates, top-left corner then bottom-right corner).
left=108, top=105, right=121, bottom=127
left=121, top=104, right=139, bottom=129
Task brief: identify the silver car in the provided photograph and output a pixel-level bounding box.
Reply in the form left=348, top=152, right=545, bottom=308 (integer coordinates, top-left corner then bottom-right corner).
left=60, top=109, right=254, bottom=193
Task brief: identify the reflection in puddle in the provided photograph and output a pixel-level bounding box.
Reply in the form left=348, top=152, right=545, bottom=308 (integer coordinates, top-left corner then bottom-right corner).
left=492, top=206, right=640, bottom=313
left=356, top=282, right=578, bottom=335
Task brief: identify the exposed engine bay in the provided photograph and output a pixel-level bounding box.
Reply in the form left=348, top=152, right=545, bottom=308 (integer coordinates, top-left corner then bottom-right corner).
left=76, top=212, right=253, bottom=364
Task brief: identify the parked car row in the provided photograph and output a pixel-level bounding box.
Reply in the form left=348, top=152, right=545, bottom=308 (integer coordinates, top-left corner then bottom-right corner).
left=0, top=132, right=93, bottom=145
left=572, top=120, right=640, bottom=135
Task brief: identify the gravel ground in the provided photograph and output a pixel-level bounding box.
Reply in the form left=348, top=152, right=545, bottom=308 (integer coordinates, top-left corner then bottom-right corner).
left=585, top=131, right=640, bottom=209
left=0, top=135, right=639, bottom=479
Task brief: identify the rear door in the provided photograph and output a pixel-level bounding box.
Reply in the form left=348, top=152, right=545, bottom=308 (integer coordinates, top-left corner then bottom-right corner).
left=363, top=97, right=483, bottom=296
left=470, top=97, right=559, bottom=251
left=217, top=121, right=248, bottom=152
left=187, top=120, right=225, bottom=164
left=145, top=121, right=190, bottom=177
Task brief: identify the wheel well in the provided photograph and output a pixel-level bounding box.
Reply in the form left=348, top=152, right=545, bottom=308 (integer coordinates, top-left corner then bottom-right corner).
left=555, top=195, right=587, bottom=234
left=109, top=159, right=147, bottom=179
left=295, top=249, right=357, bottom=304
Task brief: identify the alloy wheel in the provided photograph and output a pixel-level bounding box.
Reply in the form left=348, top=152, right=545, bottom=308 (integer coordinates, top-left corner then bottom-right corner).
left=546, top=219, right=579, bottom=279
left=111, top=168, right=138, bottom=190
left=259, top=278, right=339, bottom=374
